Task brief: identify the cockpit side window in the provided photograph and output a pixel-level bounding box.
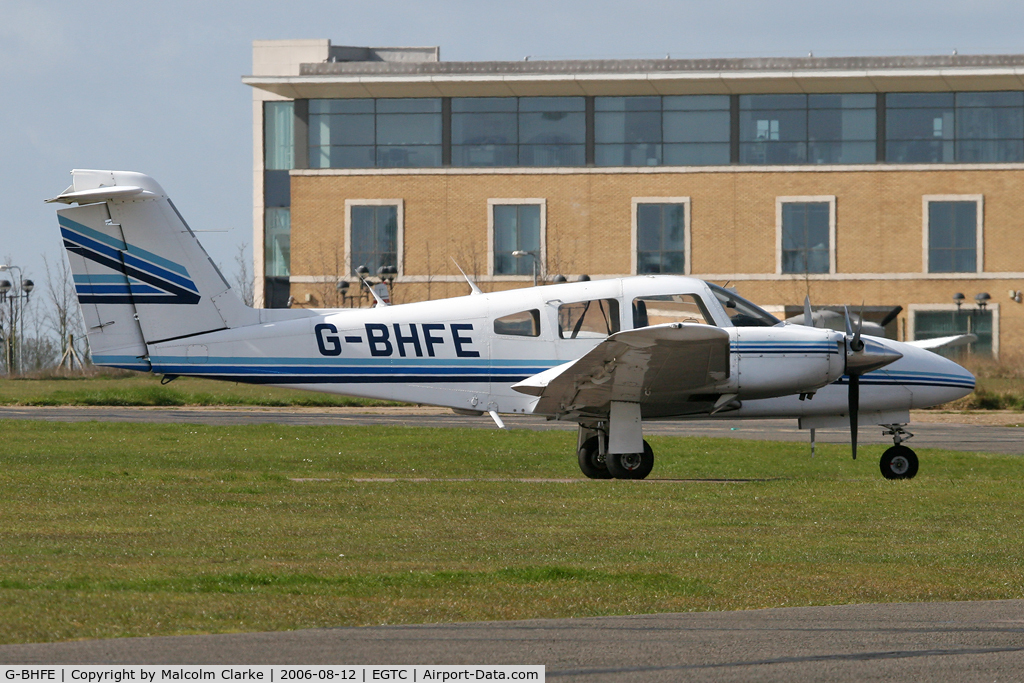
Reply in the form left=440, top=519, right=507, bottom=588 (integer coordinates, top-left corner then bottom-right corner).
left=494, top=309, right=541, bottom=337
left=632, top=294, right=714, bottom=328
left=558, top=299, right=620, bottom=339
left=706, top=283, right=781, bottom=327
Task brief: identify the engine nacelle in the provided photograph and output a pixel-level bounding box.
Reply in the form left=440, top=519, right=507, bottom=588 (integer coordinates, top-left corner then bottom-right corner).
left=733, top=326, right=844, bottom=400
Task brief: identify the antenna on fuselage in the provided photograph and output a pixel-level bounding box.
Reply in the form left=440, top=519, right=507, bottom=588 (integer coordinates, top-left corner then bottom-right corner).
left=451, top=258, right=483, bottom=295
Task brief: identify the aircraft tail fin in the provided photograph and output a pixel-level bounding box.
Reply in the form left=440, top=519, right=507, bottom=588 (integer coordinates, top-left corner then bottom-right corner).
left=49, top=170, right=259, bottom=370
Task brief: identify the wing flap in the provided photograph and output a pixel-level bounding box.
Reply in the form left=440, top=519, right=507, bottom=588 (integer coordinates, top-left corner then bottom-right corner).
left=513, top=323, right=731, bottom=417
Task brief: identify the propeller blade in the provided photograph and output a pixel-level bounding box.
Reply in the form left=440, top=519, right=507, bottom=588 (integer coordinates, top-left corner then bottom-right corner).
left=843, top=306, right=854, bottom=337
left=849, top=373, right=859, bottom=460
left=803, top=296, right=813, bottom=326
left=879, top=305, right=903, bottom=328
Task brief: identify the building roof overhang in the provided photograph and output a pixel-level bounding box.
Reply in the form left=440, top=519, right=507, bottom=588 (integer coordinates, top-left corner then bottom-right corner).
left=243, top=54, right=1024, bottom=99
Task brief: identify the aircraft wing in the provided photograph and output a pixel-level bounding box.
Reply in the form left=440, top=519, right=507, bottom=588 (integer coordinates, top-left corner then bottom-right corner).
left=907, top=333, right=977, bottom=351
left=512, top=323, right=730, bottom=418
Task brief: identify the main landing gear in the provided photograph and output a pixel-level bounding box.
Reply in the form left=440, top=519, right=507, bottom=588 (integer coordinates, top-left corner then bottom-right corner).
left=577, top=431, right=655, bottom=480
left=879, top=424, right=918, bottom=480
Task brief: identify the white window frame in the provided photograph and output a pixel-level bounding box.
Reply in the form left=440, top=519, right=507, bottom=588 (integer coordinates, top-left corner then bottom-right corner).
left=908, top=302, right=999, bottom=358
left=776, top=196, right=836, bottom=276
left=631, top=197, right=691, bottom=276
left=487, top=198, right=547, bottom=279
left=922, top=195, right=984, bottom=274
left=344, top=199, right=404, bottom=278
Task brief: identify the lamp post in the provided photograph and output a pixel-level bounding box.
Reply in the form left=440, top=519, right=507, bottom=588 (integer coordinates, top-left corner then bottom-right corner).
left=0, top=265, right=33, bottom=375
left=512, top=250, right=538, bottom=287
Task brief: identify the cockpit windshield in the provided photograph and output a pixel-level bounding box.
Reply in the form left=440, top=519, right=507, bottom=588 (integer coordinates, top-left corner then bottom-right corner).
left=706, top=283, right=781, bottom=327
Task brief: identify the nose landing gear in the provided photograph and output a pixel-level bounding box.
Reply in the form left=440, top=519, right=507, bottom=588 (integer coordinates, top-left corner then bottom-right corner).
left=880, top=424, right=918, bottom=480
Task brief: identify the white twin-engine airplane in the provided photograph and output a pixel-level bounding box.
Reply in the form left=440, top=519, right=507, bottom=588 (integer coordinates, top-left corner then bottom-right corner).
left=49, top=170, right=976, bottom=481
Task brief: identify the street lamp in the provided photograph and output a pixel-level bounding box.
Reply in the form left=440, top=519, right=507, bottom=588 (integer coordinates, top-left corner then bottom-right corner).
left=0, top=265, right=32, bottom=375
left=512, top=250, right=538, bottom=287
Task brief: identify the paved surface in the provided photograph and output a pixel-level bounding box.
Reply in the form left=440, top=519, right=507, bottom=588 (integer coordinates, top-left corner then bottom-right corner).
left=1, top=406, right=1021, bottom=455
left=2, top=601, right=1024, bottom=681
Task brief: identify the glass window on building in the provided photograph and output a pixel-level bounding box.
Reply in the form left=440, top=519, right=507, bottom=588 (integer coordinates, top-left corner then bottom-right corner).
left=781, top=202, right=831, bottom=274
left=636, top=203, right=686, bottom=274
left=915, top=309, right=993, bottom=358
left=493, top=204, right=541, bottom=275
left=452, top=98, right=518, bottom=166
left=264, top=208, right=291, bottom=278
left=594, top=96, right=662, bottom=166
left=955, top=92, right=1024, bottom=163
left=309, top=99, right=375, bottom=169
left=807, top=94, right=876, bottom=164
left=376, top=98, right=443, bottom=168
left=886, top=93, right=955, bottom=163
left=518, top=97, right=585, bottom=166
left=350, top=204, right=399, bottom=276
left=928, top=200, right=978, bottom=273
left=662, top=95, right=731, bottom=165
left=309, top=99, right=441, bottom=169
left=740, top=94, right=808, bottom=164
left=264, top=101, right=294, bottom=171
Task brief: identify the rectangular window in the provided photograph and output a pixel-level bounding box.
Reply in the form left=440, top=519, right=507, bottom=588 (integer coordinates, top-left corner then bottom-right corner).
left=347, top=202, right=402, bottom=277
left=451, top=97, right=518, bottom=167
left=264, top=101, right=294, bottom=171
left=925, top=197, right=982, bottom=273
left=807, top=94, right=876, bottom=164
left=739, top=94, right=808, bottom=164
left=633, top=200, right=689, bottom=274
left=662, top=95, right=731, bottom=165
left=309, top=99, right=441, bottom=168
left=778, top=198, right=834, bottom=274
left=886, top=93, right=955, bottom=163
left=594, top=96, right=662, bottom=166
left=955, top=91, right=1024, bottom=163
left=913, top=308, right=994, bottom=358
left=518, top=97, right=586, bottom=166
left=494, top=309, right=541, bottom=337
left=490, top=202, right=543, bottom=276
left=264, top=207, right=291, bottom=278
left=558, top=299, right=620, bottom=339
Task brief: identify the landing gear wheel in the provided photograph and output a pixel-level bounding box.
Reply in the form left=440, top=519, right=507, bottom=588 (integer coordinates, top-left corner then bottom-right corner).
left=880, top=445, right=919, bottom=480
left=605, top=440, right=655, bottom=480
left=578, top=437, right=612, bottom=479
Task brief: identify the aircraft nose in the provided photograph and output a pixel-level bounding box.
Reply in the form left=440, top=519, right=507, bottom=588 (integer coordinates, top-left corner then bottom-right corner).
left=910, top=351, right=976, bottom=408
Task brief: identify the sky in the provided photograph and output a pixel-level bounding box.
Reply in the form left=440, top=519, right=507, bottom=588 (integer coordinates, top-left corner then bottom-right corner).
left=2, top=0, right=1023, bottom=295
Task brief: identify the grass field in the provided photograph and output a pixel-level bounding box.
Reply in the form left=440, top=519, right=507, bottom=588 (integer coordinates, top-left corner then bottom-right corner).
left=1, top=419, right=1022, bottom=644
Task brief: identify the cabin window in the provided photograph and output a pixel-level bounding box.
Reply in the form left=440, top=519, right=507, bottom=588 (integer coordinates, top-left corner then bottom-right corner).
left=558, top=299, right=620, bottom=339
left=494, top=309, right=541, bottom=337
left=632, top=294, right=713, bottom=328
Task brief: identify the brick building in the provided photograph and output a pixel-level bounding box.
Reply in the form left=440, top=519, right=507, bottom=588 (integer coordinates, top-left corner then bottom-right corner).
left=244, top=40, right=1024, bottom=357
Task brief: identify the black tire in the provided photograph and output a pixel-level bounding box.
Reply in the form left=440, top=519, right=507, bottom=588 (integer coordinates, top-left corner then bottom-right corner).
left=578, top=436, right=612, bottom=479
left=880, top=445, right=919, bottom=480
left=605, top=440, right=655, bottom=480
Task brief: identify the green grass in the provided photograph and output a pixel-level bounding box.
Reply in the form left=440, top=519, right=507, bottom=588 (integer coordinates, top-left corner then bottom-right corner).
left=0, top=374, right=401, bottom=407
left=1, top=420, right=1022, bottom=644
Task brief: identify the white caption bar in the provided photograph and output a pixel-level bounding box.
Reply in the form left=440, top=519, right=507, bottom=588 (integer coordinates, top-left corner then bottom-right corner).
left=1, top=666, right=544, bottom=683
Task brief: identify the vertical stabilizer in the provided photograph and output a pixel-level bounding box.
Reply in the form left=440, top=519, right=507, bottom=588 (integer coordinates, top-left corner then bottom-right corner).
left=50, top=170, right=258, bottom=369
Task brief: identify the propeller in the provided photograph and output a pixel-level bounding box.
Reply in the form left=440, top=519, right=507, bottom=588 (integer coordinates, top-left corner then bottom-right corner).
left=879, top=305, right=903, bottom=328
left=842, top=305, right=902, bottom=460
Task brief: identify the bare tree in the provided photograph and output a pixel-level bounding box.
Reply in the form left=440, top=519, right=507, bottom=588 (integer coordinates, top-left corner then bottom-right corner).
left=43, top=253, right=87, bottom=371
left=233, top=243, right=256, bottom=307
